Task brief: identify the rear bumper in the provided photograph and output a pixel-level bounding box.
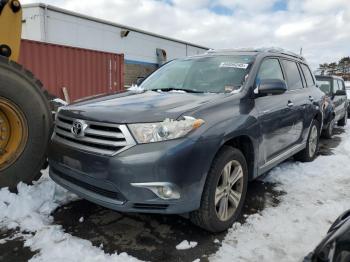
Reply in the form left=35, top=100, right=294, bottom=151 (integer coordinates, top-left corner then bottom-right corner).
left=48, top=137, right=219, bottom=214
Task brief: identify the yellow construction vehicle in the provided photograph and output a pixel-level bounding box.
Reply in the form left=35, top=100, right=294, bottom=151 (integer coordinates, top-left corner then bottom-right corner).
left=0, top=0, right=52, bottom=189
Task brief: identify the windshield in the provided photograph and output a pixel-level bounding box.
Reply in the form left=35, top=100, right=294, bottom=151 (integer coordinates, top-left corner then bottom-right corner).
left=140, top=55, right=255, bottom=93
left=317, top=79, right=331, bottom=94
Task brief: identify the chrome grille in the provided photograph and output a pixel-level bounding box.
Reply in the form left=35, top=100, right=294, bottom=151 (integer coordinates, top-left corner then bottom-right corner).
left=53, top=115, right=136, bottom=156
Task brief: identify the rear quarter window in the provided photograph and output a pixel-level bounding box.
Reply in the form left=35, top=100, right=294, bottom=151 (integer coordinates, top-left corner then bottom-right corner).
left=300, top=64, right=315, bottom=87
left=338, top=80, right=345, bottom=91
left=333, top=79, right=340, bottom=93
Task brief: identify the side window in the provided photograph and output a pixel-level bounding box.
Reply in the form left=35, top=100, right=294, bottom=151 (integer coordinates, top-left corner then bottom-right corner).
left=257, top=58, right=284, bottom=82
left=281, top=60, right=303, bottom=90
left=338, top=80, right=345, bottom=91
left=333, top=79, right=339, bottom=93
left=301, top=64, right=315, bottom=87
left=298, top=64, right=307, bottom=88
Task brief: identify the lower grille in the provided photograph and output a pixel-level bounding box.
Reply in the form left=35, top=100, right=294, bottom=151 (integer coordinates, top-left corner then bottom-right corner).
left=53, top=115, right=136, bottom=156
left=52, top=167, right=126, bottom=202
left=133, top=203, right=169, bottom=210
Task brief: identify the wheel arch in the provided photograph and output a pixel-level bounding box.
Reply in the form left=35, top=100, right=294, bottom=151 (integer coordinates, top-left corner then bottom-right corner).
left=223, top=135, right=256, bottom=181
left=207, top=134, right=257, bottom=182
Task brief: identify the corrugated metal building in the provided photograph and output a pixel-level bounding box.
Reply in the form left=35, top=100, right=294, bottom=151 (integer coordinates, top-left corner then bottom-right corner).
left=21, top=3, right=209, bottom=91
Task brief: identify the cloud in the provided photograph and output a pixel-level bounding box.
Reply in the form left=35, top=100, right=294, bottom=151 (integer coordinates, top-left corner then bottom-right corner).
left=275, top=18, right=319, bottom=38
left=20, top=0, right=350, bottom=69
left=218, top=0, right=279, bottom=12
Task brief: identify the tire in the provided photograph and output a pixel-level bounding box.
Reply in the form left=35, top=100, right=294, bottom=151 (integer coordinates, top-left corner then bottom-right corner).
left=190, top=146, right=248, bottom=233
left=295, top=119, right=320, bottom=162
left=0, top=56, right=52, bottom=190
left=322, top=118, right=334, bottom=139
left=338, top=110, right=347, bottom=126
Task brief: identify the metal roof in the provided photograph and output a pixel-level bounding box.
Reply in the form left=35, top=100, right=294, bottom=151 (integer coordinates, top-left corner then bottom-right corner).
left=22, top=3, right=209, bottom=50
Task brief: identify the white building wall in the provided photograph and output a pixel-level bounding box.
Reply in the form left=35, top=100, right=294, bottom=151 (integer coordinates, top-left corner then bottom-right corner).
left=21, top=6, right=44, bottom=41
left=22, top=5, right=208, bottom=65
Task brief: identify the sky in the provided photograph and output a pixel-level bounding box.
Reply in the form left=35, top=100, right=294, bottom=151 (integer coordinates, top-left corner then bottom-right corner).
left=21, top=0, right=350, bottom=69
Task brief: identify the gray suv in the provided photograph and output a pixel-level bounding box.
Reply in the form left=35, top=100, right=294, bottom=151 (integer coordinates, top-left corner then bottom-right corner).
left=49, top=48, right=324, bottom=232
left=316, top=75, right=348, bottom=138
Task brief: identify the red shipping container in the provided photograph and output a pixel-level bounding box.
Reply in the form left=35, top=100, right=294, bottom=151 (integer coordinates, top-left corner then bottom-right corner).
left=19, top=39, right=124, bottom=101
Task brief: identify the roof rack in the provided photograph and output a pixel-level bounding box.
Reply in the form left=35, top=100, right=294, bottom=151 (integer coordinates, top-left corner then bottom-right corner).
left=258, top=47, right=305, bottom=61
left=206, top=47, right=305, bottom=61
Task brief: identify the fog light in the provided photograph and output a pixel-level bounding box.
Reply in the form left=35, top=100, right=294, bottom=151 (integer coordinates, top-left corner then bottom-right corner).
left=158, top=185, right=174, bottom=199
left=131, top=182, right=180, bottom=200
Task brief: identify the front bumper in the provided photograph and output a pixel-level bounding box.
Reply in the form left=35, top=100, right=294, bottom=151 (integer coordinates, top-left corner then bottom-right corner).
left=48, top=137, right=219, bottom=214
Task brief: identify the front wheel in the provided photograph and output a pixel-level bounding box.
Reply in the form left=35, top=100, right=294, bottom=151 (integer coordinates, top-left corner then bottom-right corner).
left=190, top=146, right=248, bottom=233
left=295, top=119, right=320, bottom=162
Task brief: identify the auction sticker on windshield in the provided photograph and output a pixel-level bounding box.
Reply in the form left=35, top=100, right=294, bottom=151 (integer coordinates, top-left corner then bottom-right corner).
left=219, top=62, right=249, bottom=69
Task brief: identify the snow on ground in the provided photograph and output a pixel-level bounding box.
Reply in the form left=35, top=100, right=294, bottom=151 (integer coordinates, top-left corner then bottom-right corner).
left=176, top=240, right=198, bottom=250
left=0, top=126, right=349, bottom=261
left=212, top=125, right=350, bottom=262
left=0, top=172, right=140, bottom=262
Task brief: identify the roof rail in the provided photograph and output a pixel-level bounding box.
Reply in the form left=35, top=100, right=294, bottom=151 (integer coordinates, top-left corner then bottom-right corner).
left=206, top=47, right=305, bottom=61
left=258, top=47, right=305, bottom=61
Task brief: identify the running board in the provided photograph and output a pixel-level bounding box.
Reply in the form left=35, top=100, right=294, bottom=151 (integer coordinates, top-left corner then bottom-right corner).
left=258, top=143, right=306, bottom=176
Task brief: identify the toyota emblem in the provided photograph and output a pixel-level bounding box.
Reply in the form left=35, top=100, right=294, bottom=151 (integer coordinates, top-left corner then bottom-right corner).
left=71, top=120, right=86, bottom=137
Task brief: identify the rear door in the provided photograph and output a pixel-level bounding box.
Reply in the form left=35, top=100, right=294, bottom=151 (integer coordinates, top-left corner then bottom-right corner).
left=299, top=63, right=319, bottom=139
left=332, top=79, right=343, bottom=121
left=255, top=58, right=296, bottom=165
left=280, top=59, right=307, bottom=145
left=337, top=79, right=347, bottom=119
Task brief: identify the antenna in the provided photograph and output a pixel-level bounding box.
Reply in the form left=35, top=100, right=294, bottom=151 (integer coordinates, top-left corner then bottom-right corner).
left=300, top=47, right=303, bottom=56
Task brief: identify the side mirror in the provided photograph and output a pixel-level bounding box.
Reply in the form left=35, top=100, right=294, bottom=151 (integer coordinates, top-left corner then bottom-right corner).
left=136, top=77, right=145, bottom=86
left=257, top=79, right=287, bottom=95
left=334, top=89, right=346, bottom=96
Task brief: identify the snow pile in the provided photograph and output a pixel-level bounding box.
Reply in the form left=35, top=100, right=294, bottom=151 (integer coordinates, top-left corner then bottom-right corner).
left=176, top=240, right=198, bottom=250
left=0, top=171, right=140, bottom=262
left=212, top=126, right=350, bottom=262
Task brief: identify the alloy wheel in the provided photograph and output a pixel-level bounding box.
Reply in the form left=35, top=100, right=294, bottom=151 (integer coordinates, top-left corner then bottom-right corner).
left=329, top=119, right=335, bottom=135
left=308, top=125, right=318, bottom=157
left=215, top=160, right=244, bottom=221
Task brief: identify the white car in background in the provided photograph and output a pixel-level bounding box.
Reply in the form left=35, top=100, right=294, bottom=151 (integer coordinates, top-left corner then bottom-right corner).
left=346, top=81, right=350, bottom=115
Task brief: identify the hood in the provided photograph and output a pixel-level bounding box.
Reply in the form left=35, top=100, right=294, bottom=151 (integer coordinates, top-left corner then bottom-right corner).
left=59, top=90, right=226, bottom=123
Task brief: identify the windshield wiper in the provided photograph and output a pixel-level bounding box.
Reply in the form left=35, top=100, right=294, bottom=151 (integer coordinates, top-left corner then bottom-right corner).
left=151, top=87, right=204, bottom=93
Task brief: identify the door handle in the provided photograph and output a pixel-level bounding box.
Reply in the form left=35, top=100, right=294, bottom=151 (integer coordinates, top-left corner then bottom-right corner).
left=309, top=96, right=314, bottom=102
left=287, top=101, right=294, bottom=107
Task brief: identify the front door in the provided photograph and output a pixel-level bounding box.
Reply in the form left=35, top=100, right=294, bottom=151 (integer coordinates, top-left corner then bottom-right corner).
left=255, top=58, right=297, bottom=165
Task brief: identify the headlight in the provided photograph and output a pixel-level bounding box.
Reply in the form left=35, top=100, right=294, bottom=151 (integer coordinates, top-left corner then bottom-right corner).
left=128, top=116, right=205, bottom=144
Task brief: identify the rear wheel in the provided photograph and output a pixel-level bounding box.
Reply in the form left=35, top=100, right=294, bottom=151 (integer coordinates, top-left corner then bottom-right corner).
left=322, top=118, right=335, bottom=139
left=338, top=111, right=347, bottom=126
left=190, top=146, right=248, bottom=232
left=0, top=56, right=52, bottom=190
left=295, top=119, right=320, bottom=162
